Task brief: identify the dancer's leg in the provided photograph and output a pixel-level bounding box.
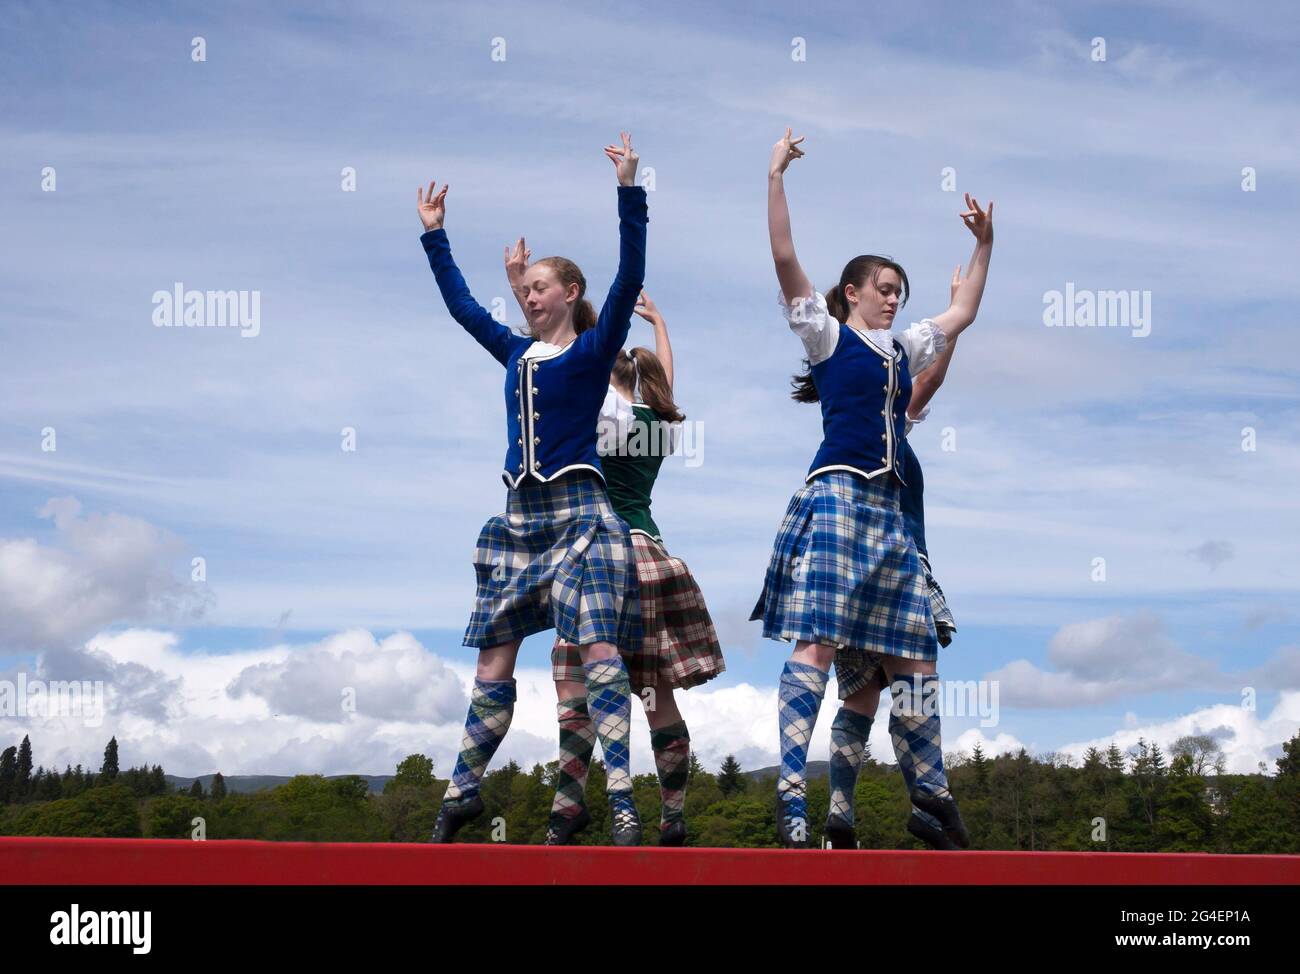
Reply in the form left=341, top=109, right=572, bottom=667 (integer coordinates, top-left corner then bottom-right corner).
left=579, top=642, right=640, bottom=843
left=643, top=687, right=689, bottom=829
left=777, top=642, right=832, bottom=846
left=432, top=640, right=521, bottom=842
left=883, top=657, right=968, bottom=848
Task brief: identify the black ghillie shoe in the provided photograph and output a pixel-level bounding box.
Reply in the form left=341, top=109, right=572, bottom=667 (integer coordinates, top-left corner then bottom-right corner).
left=906, top=810, right=962, bottom=850
left=658, top=819, right=687, bottom=847
left=776, top=794, right=809, bottom=849
left=610, top=798, right=642, bottom=847
left=544, top=807, right=591, bottom=846
left=910, top=787, right=970, bottom=849
left=823, top=813, right=859, bottom=850
left=430, top=794, right=483, bottom=844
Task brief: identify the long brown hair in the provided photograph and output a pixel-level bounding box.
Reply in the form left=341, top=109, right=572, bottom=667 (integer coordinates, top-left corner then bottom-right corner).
left=531, top=257, right=597, bottom=335
left=791, top=254, right=910, bottom=404
left=611, top=347, right=686, bottom=422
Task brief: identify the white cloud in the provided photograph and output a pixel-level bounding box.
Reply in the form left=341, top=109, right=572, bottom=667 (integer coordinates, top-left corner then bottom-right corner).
left=1058, top=692, right=1300, bottom=775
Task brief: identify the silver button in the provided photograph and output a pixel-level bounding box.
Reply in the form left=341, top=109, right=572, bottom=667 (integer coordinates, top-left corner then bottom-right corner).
left=531, top=363, right=539, bottom=372
left=532, top=461, right=540, bottom=469
left=517, top=438, right=523, bottom=446
left=533, top=436, right=540, bottom=444
left=533, top=412, right=539, bottom=420
left=881, top=433, right=887, bottom=439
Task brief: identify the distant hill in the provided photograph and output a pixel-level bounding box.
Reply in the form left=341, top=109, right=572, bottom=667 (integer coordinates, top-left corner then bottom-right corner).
left=164, top=773, right=393, bottom=795
left=743, top=760, right=901, bottom=782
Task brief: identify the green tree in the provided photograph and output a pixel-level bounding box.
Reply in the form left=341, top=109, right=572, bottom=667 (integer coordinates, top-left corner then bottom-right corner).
left=970, top=742, right=990, bottom=796
left=100, top=737, right=119, bottom=782
left=189, top=779, right=205, bottom=798
left=210, top=773, right=227, bottom=801
left=0, top=746, right=16, bottom=804
left=388, top=754, right=434, bottom=792
left=8, top=783, right=141, bottom=838
left=717, top=755, right=744, bottom=797
left=17, top=735, right=33, bottom=799
left=1158, top=753, right=1214, bottom=851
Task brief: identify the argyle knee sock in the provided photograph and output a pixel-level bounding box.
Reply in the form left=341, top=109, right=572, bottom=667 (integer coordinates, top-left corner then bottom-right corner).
left=583, top=657, right=634, bottom=810
left=777, top=660, right=829, bottom=825
left=828, top=707, right=874, bottom=823
left=889, top=673, right=948, bottom=831
left=444, top=677, right=517, bottom=803
left=551, top=696, right=596, bottom=819
left=650, top=720, right=691, bottom=825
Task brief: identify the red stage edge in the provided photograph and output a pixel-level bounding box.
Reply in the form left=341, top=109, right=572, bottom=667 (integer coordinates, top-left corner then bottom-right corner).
left=2, top=837, right=1297, bottom=885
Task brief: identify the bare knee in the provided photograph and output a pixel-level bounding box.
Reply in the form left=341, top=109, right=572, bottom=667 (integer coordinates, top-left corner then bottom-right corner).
left=476, top=640, right=521, bottom=681
left=791, top=640, right=835, bottom=671
left=577, top=641, right=618, bottom=665
left=643, top=684, right=682, bottom=728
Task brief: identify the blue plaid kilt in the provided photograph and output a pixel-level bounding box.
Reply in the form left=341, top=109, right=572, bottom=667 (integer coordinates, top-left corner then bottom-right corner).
left=750, top=470, right=938, bottom=695
left=462, top=471, right=648, bottom=683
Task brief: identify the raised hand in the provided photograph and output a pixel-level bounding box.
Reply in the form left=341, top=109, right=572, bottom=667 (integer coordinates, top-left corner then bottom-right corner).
left=769, top=127, right=805, bottom=178
left=503, top=236, right=531, bottom=288
left=633, top=288, right=662, bottom=322
left=603, top=131, right=639, bottom=187
left=418, top=180, right=448, bottom=231
left=959, top=192, right=993, bottom=244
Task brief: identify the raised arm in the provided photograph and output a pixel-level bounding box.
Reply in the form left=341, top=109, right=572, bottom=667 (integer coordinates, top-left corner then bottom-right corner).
left=503, top=236, right=531, bottom=320
left=908, top=267, right=962, bottom=416
left=590, top=132, right=649, bottom=362
left=928, top=193, right=994, bottom=343
left=632, top=289, right=673, bottom=390
left=769, top=128, right=813, bottom=303
left=418, top=179, right=520, bottom=366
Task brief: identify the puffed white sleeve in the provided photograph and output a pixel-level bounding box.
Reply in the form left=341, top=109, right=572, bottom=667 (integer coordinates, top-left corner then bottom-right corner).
left=896, top=318, right=948, bottom=376
left=778, top=289, right=839, bottom=366
left=903, top=402, right=930, bottom=437
left=597, top=385, right=635, bottom=456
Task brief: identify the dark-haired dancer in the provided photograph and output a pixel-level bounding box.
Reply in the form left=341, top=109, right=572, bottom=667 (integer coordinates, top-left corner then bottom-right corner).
left=418, top=132, right=650, bottom=845
left=503, top=257, right=725, bottom=846
left=751, top=129, right=993, bottom=850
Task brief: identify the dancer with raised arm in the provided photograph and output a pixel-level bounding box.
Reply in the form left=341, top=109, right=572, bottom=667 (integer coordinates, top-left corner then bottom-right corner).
left=751, top=128, right=993, bottom=850
left=417, top=132, right=650, bottom=845
left=503, top=248, right=725, bottom=846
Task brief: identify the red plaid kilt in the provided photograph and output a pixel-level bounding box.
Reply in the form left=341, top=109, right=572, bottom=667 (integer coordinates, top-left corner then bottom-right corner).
left=553, top=531, right=725, bottom=691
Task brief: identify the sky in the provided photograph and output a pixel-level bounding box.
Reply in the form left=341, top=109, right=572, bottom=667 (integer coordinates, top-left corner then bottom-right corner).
left=1, top=0, right=1298, bottom=784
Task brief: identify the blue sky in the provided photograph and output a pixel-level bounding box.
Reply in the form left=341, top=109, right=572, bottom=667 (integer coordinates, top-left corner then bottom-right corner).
left=1, top=0, right=1298, bottom=781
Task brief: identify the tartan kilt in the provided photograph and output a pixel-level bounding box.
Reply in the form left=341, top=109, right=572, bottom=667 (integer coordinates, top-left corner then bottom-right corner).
left=749, top=470, right=938, bottom=690
left=919, top=551, right=957, bottom=647
left=553, top=530, right=725, bottom=692
left=462, top=472, right=648, bottom=683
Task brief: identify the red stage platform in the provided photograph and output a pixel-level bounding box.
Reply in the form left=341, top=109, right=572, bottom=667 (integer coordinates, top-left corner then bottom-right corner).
left=2, top=837, right=1296, bottom=885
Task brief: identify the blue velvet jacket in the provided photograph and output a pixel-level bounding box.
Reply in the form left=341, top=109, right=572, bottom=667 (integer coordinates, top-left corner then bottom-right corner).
left=421, top=186, right=648, bottom=488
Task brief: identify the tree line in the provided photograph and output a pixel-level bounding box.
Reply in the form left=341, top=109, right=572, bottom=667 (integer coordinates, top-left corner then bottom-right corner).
left=2, top=730, right=1298, bottom=852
